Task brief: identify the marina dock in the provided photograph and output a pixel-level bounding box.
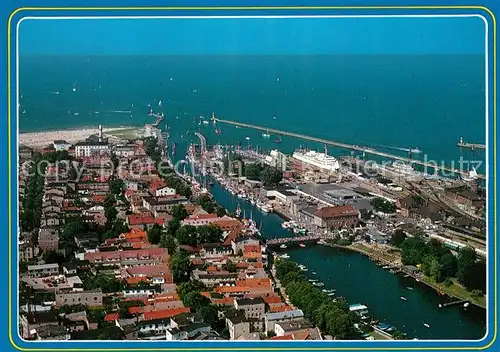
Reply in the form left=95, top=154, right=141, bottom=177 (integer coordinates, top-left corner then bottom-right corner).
left=213, top=117, right=486, bottom=180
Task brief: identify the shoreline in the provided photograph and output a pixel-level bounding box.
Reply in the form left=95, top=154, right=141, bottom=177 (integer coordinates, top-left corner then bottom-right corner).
left=19, top=126, right=142, bottom=148
left=324, top=242, right=487, bottom=310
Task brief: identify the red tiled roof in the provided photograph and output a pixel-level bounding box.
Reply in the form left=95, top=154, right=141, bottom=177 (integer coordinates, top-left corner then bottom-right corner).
left=315, top=205, right=358, bottom=219
left=143, top=307, right=190, bottom=321
left=207, top=266, right=217, bottom=272
left=271, top=335, right=294, bottom=340
left=215, top=286, right=251, bottom=294
left=92, top=195, right=106, bottom=203
left=223, top=227, right=243, bottom=245
left=124, top=264, right=170, bottom=278
left=214, top=297, right=235, bottom=306
left=127, top=213, right=165, bottom=226
left=236, top=278, right=271, bottom=289
left=128, top=306, right=143, bottom=314
left=263, top=296, right=282, bottom=304
left=104, top=313, right=119, bottom=322
left=270, top=305, right=293, bottom=313
left=185, top=213, right=218, bottom=221
left=213, top=219, right=242, bottom=231
left=126, top=277, right=149, bottom=285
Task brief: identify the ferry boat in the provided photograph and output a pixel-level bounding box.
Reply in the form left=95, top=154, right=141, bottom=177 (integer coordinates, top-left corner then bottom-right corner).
left=292, top=146, right=340, bottom=172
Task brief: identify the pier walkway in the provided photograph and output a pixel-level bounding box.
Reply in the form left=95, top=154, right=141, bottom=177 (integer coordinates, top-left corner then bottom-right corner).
left=266, top=234, right=323, bottom=245
left=194, top=132, right=207, bottom=154
left=213, top=117, right=486, bottom=180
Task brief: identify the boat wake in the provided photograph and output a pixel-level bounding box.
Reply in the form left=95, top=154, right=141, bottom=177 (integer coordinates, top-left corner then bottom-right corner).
left=99, top=110, right=132, bottom=114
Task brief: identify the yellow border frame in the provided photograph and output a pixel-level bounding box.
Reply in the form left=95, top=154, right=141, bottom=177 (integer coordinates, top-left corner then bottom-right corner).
left=6, top=5, right=497, bottom=351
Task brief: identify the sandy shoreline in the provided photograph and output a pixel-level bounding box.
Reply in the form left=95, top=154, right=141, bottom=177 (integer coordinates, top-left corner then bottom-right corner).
left=19, top=126, right=141, bottom=148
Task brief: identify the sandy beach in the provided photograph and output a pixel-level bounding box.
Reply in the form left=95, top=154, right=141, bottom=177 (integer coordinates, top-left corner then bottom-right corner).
left=19, top=126, right=142, bottom=148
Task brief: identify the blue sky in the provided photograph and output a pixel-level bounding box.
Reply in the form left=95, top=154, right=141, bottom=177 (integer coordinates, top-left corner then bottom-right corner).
left=19, top=16, right=486, bottom=55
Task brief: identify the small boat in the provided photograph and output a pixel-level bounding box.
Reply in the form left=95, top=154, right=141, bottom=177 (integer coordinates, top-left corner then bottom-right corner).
left=279, top=244, right=287, bottom=249
left=280, top=254, right=290, bottom=259
left=322, top=289, right=336, bottom=293
left=312, top=282, right=325, bottom=287
left=299, top=243, right=306, bottom=248
left=406, top=287, right=414, bottom=290
left=423, top=323, right=430, bottom=328
left=308, top=279, right=319, bottom=283
left=312, top=271, right=317, bottom=275
left=400, top=297, right=407, bottom=301
left=463, top=302, right=470, bottom=308
left=262, top=131, right=271, bottom=138
left=327, top=292, right=336, bottom=297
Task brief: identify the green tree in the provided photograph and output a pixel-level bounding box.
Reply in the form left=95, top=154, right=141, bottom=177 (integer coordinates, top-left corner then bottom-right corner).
left=222, top=260, right=237, bottom=273
left=457, top=246, right=477, bottom=288
left=197, top=194, right=215, bottom=214
left=104, top=193, right=116, bottom=209
left=160, top=233, right=177, bottom=254
left=171, top=250, right=192, bottom=283
left=440, top=253, right=458, bottom=278
left=42, top=250, right=65, bottom=264
left=244, top=163, right=262, bottom=181
left=177, top=280, right=206, bottom=300
left=109, top=179, right=125, bottom=196
left=199, top=305, right=219, bottom=325
left=370, top=198, right=396, bottom=213
left=390, top=229, right=407, bottom=247
left=171, top=205, right=188, bottom=221
left=147, top=224, right=163, bottom=245
left=261, top=166, right=283, bottom=187
left=183, top=291, right=210, bottom=311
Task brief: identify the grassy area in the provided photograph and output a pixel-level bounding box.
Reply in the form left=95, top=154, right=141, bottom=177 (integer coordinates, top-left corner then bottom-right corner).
left=420, top=276, right=486, bottom=308
left=106, top=127, right=143, bottom=139
left=350, top=243, right=399, bottom=263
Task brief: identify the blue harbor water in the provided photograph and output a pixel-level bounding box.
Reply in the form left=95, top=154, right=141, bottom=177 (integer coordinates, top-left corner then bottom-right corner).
left=19, top=54, right=487, bottom=339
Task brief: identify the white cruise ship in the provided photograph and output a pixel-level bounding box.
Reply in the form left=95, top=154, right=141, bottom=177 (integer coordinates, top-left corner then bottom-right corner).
left=292, top=147, right=340, bottom=172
